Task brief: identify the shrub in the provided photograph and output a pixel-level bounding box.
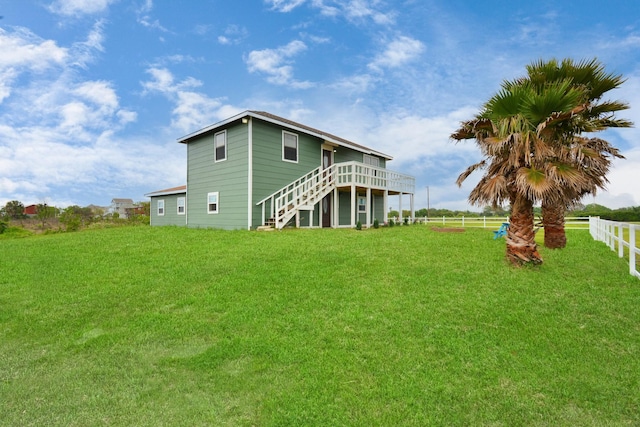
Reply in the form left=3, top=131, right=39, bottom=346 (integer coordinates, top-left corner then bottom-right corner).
left=403, top=217, right=409, bottom=225
left=356, top=221, right=362, bottom=230
left=373, top=219, right=379, bottom=229
left=388, top=219, right=394, bottom=227
left=0, top=219, right=7, bottom=234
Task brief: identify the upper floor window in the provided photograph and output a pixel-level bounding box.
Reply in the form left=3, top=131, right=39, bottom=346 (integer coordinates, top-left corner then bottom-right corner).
left=207, top=192, right=219, bottom=214
left=283, top=131, right=298, bottom=163
left=157, top=200, right=165, bottom=216
left=214, top=130, right=227, bottom=162
left=363, top=154, right=380, bottom=167
left=177, top=197, right=185, bottom=215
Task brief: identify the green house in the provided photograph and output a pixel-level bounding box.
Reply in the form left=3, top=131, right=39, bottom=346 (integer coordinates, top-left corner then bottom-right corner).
left=146, top=111, right=415, bottom=230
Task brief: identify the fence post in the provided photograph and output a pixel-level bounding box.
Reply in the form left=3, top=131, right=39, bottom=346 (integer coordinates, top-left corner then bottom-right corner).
left=462, top=216, right=465, bottom=227
left=630, top=224, right=637, bottom=277
left=618, top=224, right=625, bottom=258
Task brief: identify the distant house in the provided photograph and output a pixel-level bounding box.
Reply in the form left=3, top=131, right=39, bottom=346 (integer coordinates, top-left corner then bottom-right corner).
left=146, top=110, right=415, bottom=230
left=109, top=198, right=134, bottom=219
left=23, top=204, right=38, bottom=217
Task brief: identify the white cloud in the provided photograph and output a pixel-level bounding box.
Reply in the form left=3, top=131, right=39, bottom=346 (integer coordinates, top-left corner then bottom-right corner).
left=48, top=0, right=118, bottom=16
left=217, top=25, right=249, bottom=45
left=246, top=40, right=313, bottom=88
left=266, top=0, right=307, bottom=13
left=368, top=35, right=425, bottom=71
left=141, top=67, right=237, bottom=133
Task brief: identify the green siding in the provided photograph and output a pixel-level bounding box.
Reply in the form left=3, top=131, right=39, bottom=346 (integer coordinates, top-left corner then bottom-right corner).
left=187, top=124, right=249, bottom=230
left=150, top=194, right=187, bottom=226
left=251, top=120, right=324, bottom=228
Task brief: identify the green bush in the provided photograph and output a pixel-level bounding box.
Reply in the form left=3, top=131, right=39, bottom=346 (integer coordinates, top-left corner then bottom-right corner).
left=0, top=219, right=8, bottom=234
left=356, top=221, right=362, bottom=230
left=373, top=219, right=379, bottom=229
left=388, top=219, right=394, bottom=227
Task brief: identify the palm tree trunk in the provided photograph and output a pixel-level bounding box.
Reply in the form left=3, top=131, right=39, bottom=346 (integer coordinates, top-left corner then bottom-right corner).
left=541, top=201, right=566, bottom=249
left=506, top=194, right=543, bottom=265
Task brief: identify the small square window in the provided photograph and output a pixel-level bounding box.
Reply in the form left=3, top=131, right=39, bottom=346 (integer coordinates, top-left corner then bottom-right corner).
left=177, top=197, right=185, bottom=215
left=157, top=200, right=165, bottom=216
left=207, top=192, right=219, bottom=214
left=214, top=131, right=226, bottom=162
left=283, top=131, right=298, bottom=162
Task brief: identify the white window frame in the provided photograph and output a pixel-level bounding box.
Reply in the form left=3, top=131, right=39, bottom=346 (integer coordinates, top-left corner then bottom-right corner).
left=157, top=199, right=165, bottom=216
left=282, top=131, right=298, bottom=163
left=214, top=130, right=227, bottom=162
left=177, top=197, right=185, bottom=215
left=207, top=192, right=219, bottom=214
left=358, top=196, right=366, bottom=213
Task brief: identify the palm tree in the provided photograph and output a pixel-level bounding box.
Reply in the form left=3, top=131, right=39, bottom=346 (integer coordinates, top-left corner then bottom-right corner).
left=452, top=79, right=587, bottom=265
left=520, top=59, right=632, bottom=248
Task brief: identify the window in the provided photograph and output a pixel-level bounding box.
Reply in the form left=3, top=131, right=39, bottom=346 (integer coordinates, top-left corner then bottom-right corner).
left=214, top=130, right=227, bottom=162
left=283, top=131, right=298, bottom=162
left=358, top=196, right=366, bottom=213
left=177, top=197, right=185, bottom=215
left=363, top=154, right=380, bottom=167
left=207, top=192, right=219, bottom=214
left=157, top=199, right=165, bottom=216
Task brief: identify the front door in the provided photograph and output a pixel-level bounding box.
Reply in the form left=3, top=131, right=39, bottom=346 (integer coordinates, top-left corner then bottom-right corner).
left=322, top=148, right=332, bottom=228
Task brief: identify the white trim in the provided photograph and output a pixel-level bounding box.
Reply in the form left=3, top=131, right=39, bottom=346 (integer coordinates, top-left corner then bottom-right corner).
left=214, top=130, right=227, bottom=163
left=282, top=130, right=298, bottom=163
left=177, top=110, right=393, bottom=160
left=157, top=199, right=165, bottom=216
left=247, top=117, right=253, bottom=230
left=177, top=196, right=185, bottom=215
left=207, top=192, right=219, bottom=214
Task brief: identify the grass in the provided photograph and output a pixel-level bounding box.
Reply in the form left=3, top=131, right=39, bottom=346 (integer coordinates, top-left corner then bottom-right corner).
left=1, top=226, right=639, bottom=426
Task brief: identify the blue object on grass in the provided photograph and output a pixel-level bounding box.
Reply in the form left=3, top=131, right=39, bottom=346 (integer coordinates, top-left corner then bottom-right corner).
left=493, top=222, right=509, bottom=239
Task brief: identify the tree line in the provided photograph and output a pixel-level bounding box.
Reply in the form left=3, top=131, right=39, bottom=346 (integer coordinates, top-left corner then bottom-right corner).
left=0, top=200, right=150, bottom=234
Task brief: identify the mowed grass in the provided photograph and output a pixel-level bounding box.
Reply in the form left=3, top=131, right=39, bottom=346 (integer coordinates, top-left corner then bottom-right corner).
left=1, top=226, right=639, bottom=426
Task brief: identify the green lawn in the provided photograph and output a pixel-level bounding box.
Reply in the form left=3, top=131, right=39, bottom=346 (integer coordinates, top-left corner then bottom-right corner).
left=1, top=226, right=639, bottom=426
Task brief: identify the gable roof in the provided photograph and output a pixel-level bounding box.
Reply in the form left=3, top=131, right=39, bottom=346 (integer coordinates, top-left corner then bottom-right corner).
left=177, top=110, right=393, bottom=160
left=112, top=198, right=134, bottom=204
left=144, top=185, right=187, bottom=197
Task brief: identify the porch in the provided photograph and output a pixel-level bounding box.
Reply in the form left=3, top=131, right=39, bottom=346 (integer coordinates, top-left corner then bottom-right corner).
left=256, top=161, right=415, bottom=229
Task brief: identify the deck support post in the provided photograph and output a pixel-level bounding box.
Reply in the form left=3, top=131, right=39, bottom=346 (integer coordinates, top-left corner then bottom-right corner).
left=366, top=187, right=371, bottom=228
left=351, top=184, right=356, bottom=227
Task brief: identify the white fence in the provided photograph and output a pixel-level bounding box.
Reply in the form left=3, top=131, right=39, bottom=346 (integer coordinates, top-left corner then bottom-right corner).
left=388, top=216, right=590, bottom=229
left=589, top=217, right=640, bottom=279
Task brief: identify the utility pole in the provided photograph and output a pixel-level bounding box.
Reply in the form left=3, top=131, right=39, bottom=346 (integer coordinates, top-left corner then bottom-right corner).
left=426, top=186, right=430, bottom=221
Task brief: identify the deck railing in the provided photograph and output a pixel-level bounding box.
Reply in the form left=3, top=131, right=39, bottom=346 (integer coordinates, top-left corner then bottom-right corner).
left=256, top=161, right=415, bottom=228
left=589, top=217, right=640, bottom=280
left=335, top=162, right=415, bottom=194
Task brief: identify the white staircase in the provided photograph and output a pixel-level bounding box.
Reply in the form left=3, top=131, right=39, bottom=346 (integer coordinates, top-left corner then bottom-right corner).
left=257, top=165, right=336, bottom=229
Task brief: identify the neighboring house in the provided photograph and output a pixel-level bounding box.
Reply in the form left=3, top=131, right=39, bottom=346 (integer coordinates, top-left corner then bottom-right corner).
left=23, top=204, right=38, bottom=217
left=146, top=110, right=415, bottom=230
left=109, top=198, right=134, bottom=219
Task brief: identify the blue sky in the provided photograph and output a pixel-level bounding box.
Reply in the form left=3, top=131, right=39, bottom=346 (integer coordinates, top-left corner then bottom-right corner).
left=1, top=0, right=639, bottom=211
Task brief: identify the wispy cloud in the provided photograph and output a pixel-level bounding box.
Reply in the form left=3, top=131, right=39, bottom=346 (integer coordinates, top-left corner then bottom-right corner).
left=48, top=0, right=118, bottom=16
left=217, top=25, right=249, bottom=45
left=245, top=40, right=314, bottom=88
left=368, top=35, right=425, bottom=71
left=266, top=0, right=395, bottom=25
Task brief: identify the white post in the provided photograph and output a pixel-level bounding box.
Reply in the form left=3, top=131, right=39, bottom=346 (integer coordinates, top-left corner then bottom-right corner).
left=630, top=224, right=637, bottom=277
left=333, top=187, right=339, bottom=228
left=351, top=184, right=356, bottom=227
left=366, top=187, right=371, bottom=227
left=398, top=193, right=403, bottom=224
left=410, top=193, right=415, bottom=224
left=383, top=189, right=388, bottom=225
left=483, top=216, right=486, bottom=228
left=619, top=224, right=625, bottom=258
left=462, top=216, right=465, bottom=227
